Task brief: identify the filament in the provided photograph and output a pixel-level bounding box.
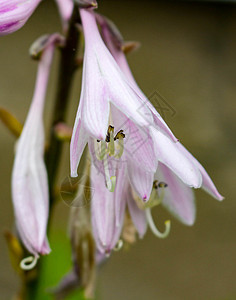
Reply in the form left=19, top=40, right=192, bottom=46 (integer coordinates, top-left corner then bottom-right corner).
left=108, top=127, right=115, bottom=156
left=115, top=137, right=124, bottom=158
left=95, top=140, right=106, bottom=160
left=146, top=208, right=171, bottom=239
left=20, top=255, right=38, bottom=270
left=103, top=153, right=116, bottom=192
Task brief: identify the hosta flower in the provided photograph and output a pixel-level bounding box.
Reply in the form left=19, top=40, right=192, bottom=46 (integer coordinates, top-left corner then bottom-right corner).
left=98, top=14, right=224, bottom=227
left=71, top=9, right=201, bottom=202
left=0, top=0, right=42, bottom=36
left=70, top=9, right=167, bottom=198
left=11, top=34, right=60, bottom=269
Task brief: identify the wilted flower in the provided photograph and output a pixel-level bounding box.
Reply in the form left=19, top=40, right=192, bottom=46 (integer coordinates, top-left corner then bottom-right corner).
left=11, top=34, right=61, bottom=269
left=0, top=0, right=42, bottom=36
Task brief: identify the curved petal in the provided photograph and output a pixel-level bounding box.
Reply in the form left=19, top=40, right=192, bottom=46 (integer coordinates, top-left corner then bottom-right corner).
left=70, top=116, right=88, bottom=177
left=0, top=0, right=41, bottom=36
left=156, top=163, right=196, bottom=226
left=151, top=128, right=202, bottom=188
left=110, top=104, right=157, bottom=172
left=80, top=8, right=153, bottom=128
left=127, top=160, right=154, bottom=201
left=90, top=164, right=125, bottom=254
left=79, top=53, right=110, bottom=141
left=176, top=143, right=224, bottom=201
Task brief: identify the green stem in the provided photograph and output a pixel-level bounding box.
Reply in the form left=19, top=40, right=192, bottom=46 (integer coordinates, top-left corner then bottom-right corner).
left=46, top=5, right=80, bottom=209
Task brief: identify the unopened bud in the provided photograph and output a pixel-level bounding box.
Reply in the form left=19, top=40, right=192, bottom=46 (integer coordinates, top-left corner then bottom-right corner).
left=29, top=33, right=65, bottom=60
left=74, top=0, right=98, bottom=9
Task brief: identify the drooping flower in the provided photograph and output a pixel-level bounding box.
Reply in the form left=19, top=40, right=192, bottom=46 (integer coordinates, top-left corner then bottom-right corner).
left=11, top=34, right=61, bottom=269
left=70, top=9, right=202, bottom=205
left=71, top=9, right=155, bottom=197
left=0, top=0, right=42, bottom=36
left=98, top=14, right=223, bottom=227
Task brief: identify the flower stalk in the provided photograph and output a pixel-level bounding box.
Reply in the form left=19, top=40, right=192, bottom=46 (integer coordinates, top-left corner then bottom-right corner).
left=45, top=4, right=80, bottom=208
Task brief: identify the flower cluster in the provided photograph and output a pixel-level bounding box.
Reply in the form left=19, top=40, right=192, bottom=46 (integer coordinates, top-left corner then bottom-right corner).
left=1, top=0, right=223, bottom=275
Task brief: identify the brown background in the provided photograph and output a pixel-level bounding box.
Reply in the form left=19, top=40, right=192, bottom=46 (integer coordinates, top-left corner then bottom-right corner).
left=0, top=0, right=236, bottom=299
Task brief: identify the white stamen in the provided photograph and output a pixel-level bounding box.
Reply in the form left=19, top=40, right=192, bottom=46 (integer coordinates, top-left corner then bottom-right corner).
left=115, top=138, right=124, bottom=158
left=103, top=153, right=116, bottom=192
left=108, top=128, right=115, bottom=156
left=20, top=255, right=38, bottom=270
left=94, top=140, right=106, bottom=160
left=146, top=208, right=171, bottom=239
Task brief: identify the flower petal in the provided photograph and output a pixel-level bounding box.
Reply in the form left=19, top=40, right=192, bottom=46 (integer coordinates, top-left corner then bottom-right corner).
left=79, top=54, right=110, bottom=140
left=70, top=115, right=88, bottom=177
left=0, top=0, right=41, bottom=36
left=127, top=160, right=154, bottom=201
left=151, top=128, right=202, bottom=188
left=110, top=104, right=157, bottom=172
left=156, top=162, right=196, bottom=226
left=80, top=8, right=153, bottom=129
left=98, top=15, right=178, bottom=142
left=90, top=163, right=125, bottom=254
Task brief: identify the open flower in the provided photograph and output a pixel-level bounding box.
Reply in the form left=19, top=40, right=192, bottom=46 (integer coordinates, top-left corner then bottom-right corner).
left=98, top=14, right=223, bottom=227
left=70, top=8, right=163, bottom=199
left=0, top=0, right=42, bottom=35
left=71, top=9, right=201, bottom=200
left=11, top=34, right=60, bottom=269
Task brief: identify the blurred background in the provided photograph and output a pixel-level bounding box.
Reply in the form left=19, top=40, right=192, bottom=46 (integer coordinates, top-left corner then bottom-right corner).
left=0, top=0, right=236, bottom=299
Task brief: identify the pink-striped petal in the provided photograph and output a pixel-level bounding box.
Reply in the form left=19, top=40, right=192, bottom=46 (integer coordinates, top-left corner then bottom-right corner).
left=0, top=0, right=41, bottom=36
left=156, top=162, right=196, bottom=226
left=127, top=160, right=154, bottom=201
left=98, top=14, right=178, bottom=142
left=70, top=114, right=89, bottom=177
left=151, top=128, right=202, bottom=188
left=90, top=163, right=125, bottom=254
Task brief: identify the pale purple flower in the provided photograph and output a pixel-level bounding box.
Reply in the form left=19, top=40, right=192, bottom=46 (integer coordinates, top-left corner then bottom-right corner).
left=11, top=34, right=60, bottom=269
left=70, top=9, right=200, bottom=201
left=0, top=0, right=41, bottom=36
left=98, top=15, right=223, bottom=228
left=70, top=8, right=174, bottom=199
left=70, top=9, right=211, bottom=250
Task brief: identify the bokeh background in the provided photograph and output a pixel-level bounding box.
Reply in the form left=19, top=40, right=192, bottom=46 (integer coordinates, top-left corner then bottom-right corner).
left=0, top=0, right=236, bottom=299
